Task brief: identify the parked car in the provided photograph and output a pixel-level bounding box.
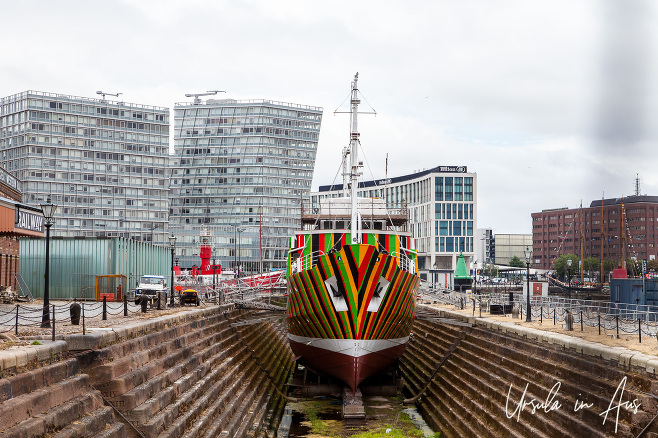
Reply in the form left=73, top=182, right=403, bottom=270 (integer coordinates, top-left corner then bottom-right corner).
left=135, top=275, right=168, bottom=305
left=180, top=289, right=200, bottom=306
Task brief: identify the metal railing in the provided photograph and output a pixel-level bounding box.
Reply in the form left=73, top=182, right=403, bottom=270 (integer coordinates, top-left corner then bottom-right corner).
left=389, top=251, right=415, bottom=274
left=420, top=290, right=658, bottom=340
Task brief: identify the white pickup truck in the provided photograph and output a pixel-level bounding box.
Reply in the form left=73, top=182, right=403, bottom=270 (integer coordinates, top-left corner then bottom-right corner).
left=134, top=275, right=168, bottom=305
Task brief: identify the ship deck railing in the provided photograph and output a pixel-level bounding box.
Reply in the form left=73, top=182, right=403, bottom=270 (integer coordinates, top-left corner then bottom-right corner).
left=389, top=251, right=416, bottom=274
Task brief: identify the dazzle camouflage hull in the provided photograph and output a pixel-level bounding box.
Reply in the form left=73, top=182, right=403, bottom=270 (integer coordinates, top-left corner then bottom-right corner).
left=287, top=243, right=419, bottom=390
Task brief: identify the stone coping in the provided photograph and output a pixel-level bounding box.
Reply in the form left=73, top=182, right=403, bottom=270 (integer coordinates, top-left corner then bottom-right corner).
left=419, top=305, right=658, bottom=376
left=0, top=304, right=234, bottom=373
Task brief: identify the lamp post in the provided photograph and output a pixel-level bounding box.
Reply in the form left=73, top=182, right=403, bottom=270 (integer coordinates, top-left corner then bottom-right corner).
left=524, top=246, right=532, bottom=323
left=40, top=196, right=57, bottom=328
left=169, top=234, right=176, bottom=306
left=567, top=258, right=573, bottom=300
left=237, top=228, right=246, bottom=277
left=432, top=263, right=438, bottom=290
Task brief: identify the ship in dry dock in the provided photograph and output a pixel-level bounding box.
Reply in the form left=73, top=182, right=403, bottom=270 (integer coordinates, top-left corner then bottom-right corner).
left=286, top=73, right=420, bottom=392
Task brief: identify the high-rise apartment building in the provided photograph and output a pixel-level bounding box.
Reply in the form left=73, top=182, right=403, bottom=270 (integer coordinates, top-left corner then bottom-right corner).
left=170, top=98, right=322, bottom=272
left=0, top=91, right=170, bottom=241
left=311, top=165, right=477, bottom=286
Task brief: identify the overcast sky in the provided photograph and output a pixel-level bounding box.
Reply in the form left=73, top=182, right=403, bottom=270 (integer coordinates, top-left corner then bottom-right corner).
left=2, top=0, right=657, bottom=234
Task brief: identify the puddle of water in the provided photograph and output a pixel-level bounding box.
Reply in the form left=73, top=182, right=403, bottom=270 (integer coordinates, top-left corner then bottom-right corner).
left=402, top=407, right=436, bottom=438
left=288, top=410, right=312, bottom=437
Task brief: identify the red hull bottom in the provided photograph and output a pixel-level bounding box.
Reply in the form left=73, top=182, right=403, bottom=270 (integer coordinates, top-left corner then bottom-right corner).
left=289, top=336, right=407, bottom=392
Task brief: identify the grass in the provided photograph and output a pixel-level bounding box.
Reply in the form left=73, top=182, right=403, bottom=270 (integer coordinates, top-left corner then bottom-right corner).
left=351, top=426, right=438, bottom=437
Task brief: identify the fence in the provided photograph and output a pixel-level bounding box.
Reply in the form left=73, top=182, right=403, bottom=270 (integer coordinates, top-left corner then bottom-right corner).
left=422, top=290, right=658, bottom=341
left=0, top=296, right=174, bottom=340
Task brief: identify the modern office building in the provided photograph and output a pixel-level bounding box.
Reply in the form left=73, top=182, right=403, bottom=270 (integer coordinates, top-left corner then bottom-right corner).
left=0, top=91, right=170, bottom=241
left=170, top=97, right=323, bottom=272
left=532, top=195, right=658, bottom=270
left=311, top=165, right=477, bottom=286
left=493, top=233, right=532, bottom=265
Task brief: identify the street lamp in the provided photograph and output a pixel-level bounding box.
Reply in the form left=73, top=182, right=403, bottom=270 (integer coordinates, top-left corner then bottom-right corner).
left=40, top=196, right=57, bottom=328
left=432, top=263, right=438, bottom=290
left=169, top=234, right=176, bottom=306
left=237, top=228, right=246, bottom=277
left=524, top=246, right=532, bottom=323
left=567, top=258, right=573, bottom=300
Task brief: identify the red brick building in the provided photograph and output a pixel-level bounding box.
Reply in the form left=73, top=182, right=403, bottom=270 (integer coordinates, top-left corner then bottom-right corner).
left=0, top=168, right=44, bottom=291
left=532, top=195, right=658, bottom=270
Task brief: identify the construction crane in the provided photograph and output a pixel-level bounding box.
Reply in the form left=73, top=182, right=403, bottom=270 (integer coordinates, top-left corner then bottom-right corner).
left=96, top=91, right=122, bottom=101
left=185, top=90, right=226, bottom=105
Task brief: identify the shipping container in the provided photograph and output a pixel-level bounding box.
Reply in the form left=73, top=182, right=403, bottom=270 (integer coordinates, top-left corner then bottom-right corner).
left=19, top=236, right=171, bottom=300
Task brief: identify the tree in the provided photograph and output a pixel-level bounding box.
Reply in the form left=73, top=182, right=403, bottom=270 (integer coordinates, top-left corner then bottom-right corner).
left=626, top=258, right=641, bottom=277
left=509, top=255, right=525, bottom=268
left=647, top=259, right=658, bottom=273
left=554, top=254, right=579, bottom=278
left=582, top=257, right=599, bottom=273
left=602, top=260, right=617, bottom=278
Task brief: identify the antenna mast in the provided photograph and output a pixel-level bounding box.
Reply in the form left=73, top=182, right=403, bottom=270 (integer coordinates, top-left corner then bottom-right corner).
left=185, top=90, right=226, bottom=105
left=349, top=73, right=361, bottom=244
left=635, top=174, right=641, bottom=196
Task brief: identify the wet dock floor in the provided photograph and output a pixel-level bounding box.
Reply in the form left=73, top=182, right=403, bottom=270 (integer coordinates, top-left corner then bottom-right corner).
left=284, top=394, right=436, bottom=437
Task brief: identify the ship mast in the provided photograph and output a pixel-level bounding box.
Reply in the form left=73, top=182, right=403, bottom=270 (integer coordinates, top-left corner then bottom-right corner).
left=579, top=199, right=585, bottom=284
left=600, top=192, right=604, bottom=284
left=349, top=73, right=362, bottom=243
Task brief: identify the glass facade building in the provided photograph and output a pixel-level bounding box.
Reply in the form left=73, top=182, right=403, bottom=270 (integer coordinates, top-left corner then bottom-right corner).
left=170, top=98, right=322, bottom=273
left=0, top=91, right=170, bottom=241
left=311, top=165, right=477, bottom=286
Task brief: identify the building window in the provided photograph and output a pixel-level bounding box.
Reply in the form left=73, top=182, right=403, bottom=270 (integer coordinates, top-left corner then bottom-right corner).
left=435, top=177, right=443, bottom=201
left=464, top=177, right=473, bottom=201
left=454, top=177, right=463, bottom=201
left=444, top=177, right=453, bottom=201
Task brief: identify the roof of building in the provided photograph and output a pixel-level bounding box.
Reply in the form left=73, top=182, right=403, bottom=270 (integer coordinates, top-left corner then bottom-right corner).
left=589, top=195, right=658, bottom=208
left=318, top=165, right=470, bottom=192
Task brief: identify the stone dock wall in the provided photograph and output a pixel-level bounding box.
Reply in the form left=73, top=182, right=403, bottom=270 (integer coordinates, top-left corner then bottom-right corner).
left=0, top=305, right=294, bottom=438
left=3, top=302, right=658, bottom=437
left=401, top=304, right=658, bottom=437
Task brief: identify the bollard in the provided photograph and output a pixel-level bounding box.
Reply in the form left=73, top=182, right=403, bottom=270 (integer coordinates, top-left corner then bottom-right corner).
left=82, top=303, right=86, bottom=335
left=52, top=304, right=56, bottom=342
left=15, top=305, right=18, bottom=336
left=70, top=302, right=81, bottom=325
left=565, top=311, right=573, bottom=331
left=616, top=315, right=619, bottom=338
left=540, top=306, right=543, bottom=324
left=141, top=296, right=148, bottom=313
left=170, top=290, right=174, bottom=307
left=598, top=314, right=601, bottom=335
left=472, top=298, right=475, bottom=316
left=102, top=296, right=107, bottom=321
left=124, top=293, right=128, bottom=317
left=157, top=293, right=161, bottom=310
left=580, top=311, right=583, bottom=331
